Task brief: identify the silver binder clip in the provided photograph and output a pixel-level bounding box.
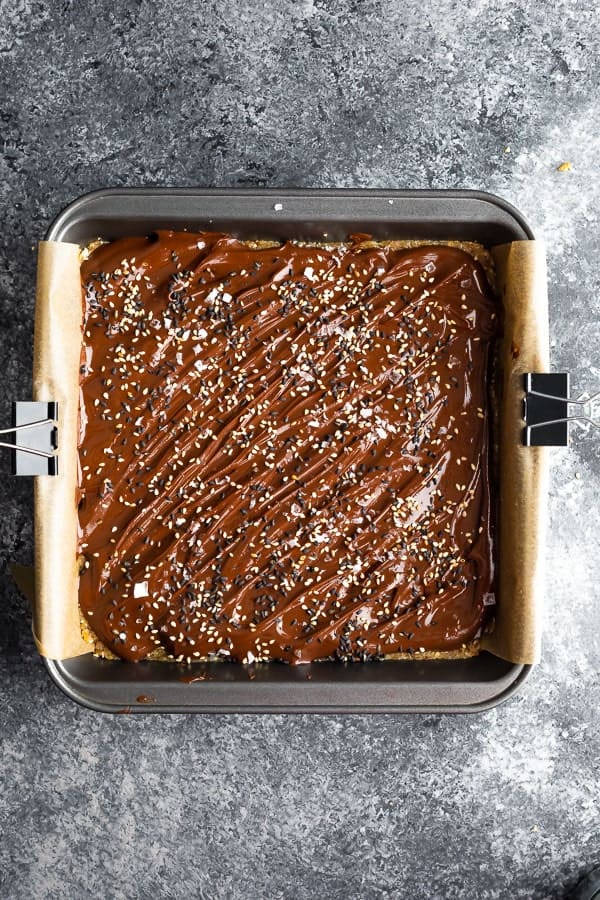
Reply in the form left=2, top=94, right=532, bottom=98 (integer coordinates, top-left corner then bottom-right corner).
left=1, top=402, right=58, bottom=475
left=524, top=374, right=599, bottom=446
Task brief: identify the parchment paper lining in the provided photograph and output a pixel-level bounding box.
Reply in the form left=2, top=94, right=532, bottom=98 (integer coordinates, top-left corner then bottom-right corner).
left=29, top=238, right=548, bottom=664
left=32, top=242, right=90, bottom=659
left=481, top=241, right=549, bottom=664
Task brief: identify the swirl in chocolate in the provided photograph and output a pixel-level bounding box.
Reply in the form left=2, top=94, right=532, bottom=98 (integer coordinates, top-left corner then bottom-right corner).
left=78, top=232, right=498, bottom=664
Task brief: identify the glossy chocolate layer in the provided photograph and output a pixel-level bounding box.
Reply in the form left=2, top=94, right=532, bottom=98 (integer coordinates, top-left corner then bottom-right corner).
left=78, top=232, right=498, bottom=663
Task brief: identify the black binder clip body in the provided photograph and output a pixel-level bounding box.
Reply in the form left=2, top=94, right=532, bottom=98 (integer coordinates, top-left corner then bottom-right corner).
left=1, top=402, right=58, bottom=475
left=524, top=374, right=599, bottom=446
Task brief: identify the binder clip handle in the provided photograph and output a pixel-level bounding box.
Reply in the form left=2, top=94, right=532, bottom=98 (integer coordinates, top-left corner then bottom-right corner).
left=523, top=374, right=599, bottom=446
left=0, top=402, right=58, bottom=475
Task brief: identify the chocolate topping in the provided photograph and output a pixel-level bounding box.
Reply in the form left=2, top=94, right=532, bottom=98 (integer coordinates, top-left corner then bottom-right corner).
left=78, top=232, right=498, bottom=664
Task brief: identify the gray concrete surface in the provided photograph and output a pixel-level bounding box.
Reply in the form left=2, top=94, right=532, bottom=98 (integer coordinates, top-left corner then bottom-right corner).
left=0, top=1, right=598, bottom=898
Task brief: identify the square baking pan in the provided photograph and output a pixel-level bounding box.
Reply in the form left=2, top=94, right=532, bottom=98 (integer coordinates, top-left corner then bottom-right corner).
left=42, top=187, right=533, bottom=713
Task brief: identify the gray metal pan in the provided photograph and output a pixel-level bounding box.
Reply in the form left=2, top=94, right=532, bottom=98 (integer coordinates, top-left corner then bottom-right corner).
left=43, top=188, right=534, bottom=713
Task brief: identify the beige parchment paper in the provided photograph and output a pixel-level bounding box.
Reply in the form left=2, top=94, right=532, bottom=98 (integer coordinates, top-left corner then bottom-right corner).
left=25, top=238, right=549, bottom=664
left=31, top=241, right=90, bottom=659
left=481, top=241, right=549, bottom=665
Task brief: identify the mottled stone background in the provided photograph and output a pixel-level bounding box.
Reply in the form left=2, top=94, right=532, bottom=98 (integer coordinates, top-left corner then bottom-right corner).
left=0, top=1, right=598, bottom=898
